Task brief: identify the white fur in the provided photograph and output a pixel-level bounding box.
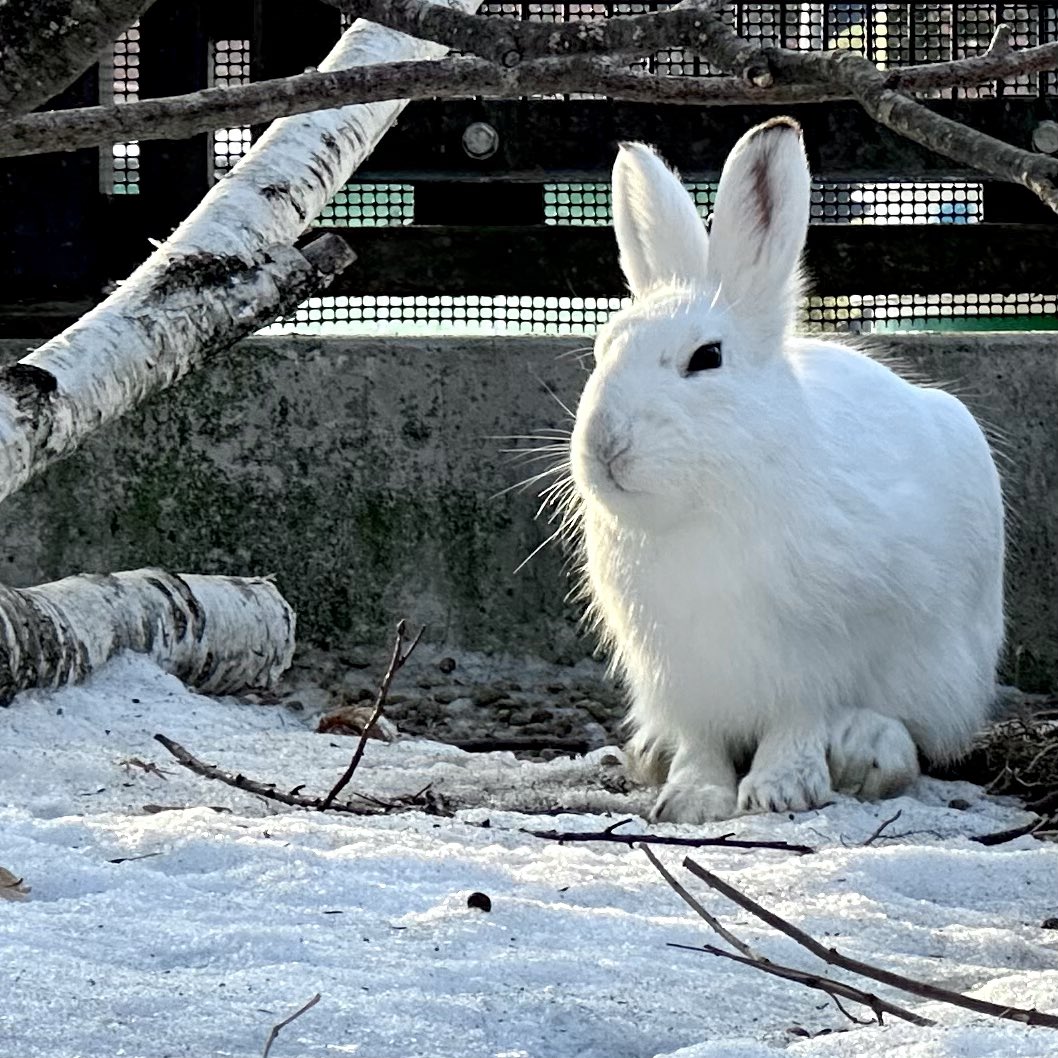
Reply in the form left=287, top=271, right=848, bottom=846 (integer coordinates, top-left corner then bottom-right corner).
left=569, top=120, right=1005, bottom=822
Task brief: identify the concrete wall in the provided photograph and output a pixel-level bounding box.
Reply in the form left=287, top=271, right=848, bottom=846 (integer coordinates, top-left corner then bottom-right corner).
left=0, top=333, right=1055, bottom=690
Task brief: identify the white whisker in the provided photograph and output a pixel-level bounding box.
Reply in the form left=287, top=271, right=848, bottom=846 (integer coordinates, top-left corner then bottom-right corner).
left=531, top=372, right=576, bottom=421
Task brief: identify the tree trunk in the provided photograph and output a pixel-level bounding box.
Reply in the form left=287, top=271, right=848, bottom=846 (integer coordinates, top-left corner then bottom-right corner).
left=0, top=0, right=481, bottom=509
left=0, top=570, right=295, bottom=705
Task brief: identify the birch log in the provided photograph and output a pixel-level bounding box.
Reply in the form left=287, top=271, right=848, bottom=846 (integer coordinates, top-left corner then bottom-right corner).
left=0, top=570, right=295, bottom=705
left=0, top=0, right=482, bottom=508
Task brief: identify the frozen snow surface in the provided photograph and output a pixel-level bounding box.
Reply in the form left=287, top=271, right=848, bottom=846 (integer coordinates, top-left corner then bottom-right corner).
left=2, top=654, right=1057, bottom=1058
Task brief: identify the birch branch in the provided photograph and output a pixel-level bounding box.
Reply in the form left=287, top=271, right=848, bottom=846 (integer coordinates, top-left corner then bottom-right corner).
left=0, top=569, right=295, bottom=703
left=0, top=0, right=156, bottom=120
left=0, top=233, right=354, bottom=501
left=0, top=3, right=481, bottom=508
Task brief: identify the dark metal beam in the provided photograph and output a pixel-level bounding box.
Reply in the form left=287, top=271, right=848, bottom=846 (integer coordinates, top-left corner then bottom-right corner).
left=361, top=99, right=1058, bottom=183
left=311, top=223, right=1058, bottom=297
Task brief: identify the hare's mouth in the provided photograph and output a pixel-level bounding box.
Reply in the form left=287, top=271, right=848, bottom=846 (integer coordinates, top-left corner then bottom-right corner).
left=579, top=450, right=645, bottom=502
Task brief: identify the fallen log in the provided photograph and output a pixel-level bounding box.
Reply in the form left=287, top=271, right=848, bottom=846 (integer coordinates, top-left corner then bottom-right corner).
left=0, top=569, right=294, bottom=704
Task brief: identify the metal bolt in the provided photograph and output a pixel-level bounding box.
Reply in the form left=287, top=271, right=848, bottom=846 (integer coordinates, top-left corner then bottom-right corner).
left=462, top=122, right=499, bottom=161
left=1032, top=120, right=1058, bottom=155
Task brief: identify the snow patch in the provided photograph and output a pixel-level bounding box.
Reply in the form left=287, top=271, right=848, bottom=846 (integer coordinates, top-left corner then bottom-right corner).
left=2, top=653, right=1056, bottom=1058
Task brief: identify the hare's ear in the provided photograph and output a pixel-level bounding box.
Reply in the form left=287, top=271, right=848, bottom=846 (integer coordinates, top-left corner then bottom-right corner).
left=705, top=117, right=810, bottom=337
left=612, top=143, right=710, bottom=298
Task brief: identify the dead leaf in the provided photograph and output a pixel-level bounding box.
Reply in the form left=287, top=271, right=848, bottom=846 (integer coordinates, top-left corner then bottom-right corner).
left=0, top=867, right=30, bottom=901
left=316, top=701, right=398, bottom=740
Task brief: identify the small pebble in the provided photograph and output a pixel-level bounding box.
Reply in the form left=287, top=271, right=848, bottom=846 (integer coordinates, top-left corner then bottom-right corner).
left=438, top=657, right=457, bottom=674
left=467, top=891, right=492, bottom=912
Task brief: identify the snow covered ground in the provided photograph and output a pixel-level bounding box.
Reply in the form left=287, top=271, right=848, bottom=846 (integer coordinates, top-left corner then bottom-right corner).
left=2, top=654, right=1057, bottom=1058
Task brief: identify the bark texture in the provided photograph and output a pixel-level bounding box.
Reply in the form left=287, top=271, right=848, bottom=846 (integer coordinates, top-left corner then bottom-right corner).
left=0, top=0, right=156, bottom=119
left=0, top=570, right=295, bottom=704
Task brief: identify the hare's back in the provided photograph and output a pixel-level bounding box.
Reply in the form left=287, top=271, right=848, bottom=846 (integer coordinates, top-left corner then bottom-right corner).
left=790, top=337, right=1002, bottom=586
left=791, top=337, right=996, bottom=488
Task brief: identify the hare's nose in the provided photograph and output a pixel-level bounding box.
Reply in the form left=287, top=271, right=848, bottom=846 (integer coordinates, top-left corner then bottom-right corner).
left=588, top=414, right=633, bottom=484
left=590, top=416, right=627, bottom=465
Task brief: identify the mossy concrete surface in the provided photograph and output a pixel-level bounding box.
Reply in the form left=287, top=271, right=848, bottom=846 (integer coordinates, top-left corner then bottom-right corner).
left=0, top=333, right=1054, bottom=690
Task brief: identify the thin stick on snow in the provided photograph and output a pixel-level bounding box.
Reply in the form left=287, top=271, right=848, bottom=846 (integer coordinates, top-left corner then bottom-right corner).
left=970, top=819, right=1045, bottom=846
left=528, top=820, right=814, bottom=855
left=859, top=810, right=903, bottom=847
left=320, top=620, right=424, bottom=810
left=261, top=993, right=321, bottom=1058
left=682, top=856, right=1058, bottom=1029
left=154, top=734, right=412, bottom=816
left=667, top=941, right=931, bottom=1027
left=642, top=846, right=932, bottom=1028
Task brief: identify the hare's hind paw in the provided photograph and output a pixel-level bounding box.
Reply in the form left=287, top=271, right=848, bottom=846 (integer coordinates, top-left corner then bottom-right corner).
left=828, top=710, right=919, bottom=800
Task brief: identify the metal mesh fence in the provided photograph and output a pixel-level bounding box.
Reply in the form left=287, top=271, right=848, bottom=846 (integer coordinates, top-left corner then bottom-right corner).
left=101, top=26, right=141, bottom=194
left=96, top=4, right=1056, bottom=335
left=544, top=181, right=985, bottom=225
left=260, top=291, right=1058, bottom=337
left=212, top=39, right=252, bottom=182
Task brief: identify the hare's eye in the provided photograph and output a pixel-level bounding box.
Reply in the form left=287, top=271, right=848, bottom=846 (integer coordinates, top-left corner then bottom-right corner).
left=685, top=342, right=722, bottom=374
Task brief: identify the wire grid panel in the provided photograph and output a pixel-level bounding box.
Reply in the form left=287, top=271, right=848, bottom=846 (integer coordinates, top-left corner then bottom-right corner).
left=261, top=291, right=1058, bottom=337
left=212, top=40, right=252, bottom=182
left=259, top=295, right=627, bottom=335
left=319, top=184, right=416, bottom=225
left=313, top=181, right=984, bottom=228
left=100, top=26, right=141, bottom=194
left=544, top=181, right=984, bottom=225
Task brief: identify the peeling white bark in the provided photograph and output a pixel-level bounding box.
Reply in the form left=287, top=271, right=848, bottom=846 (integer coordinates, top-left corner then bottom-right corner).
left=0, top=570, right=295, bottom=705
left=0, top=1, right=481, bottom=506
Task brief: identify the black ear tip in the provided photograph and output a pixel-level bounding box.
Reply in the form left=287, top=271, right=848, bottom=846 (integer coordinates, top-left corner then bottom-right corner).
left=757, top=115, right=803, bottom=138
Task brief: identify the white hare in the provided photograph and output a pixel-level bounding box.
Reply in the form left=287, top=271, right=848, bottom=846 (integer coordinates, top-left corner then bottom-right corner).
left=568, top=117, right=1005, bottom=822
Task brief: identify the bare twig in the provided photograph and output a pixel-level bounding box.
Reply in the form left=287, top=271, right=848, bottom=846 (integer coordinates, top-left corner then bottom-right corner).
left=860, top=810, right=902, bottom=847
left=1028, top=789, right=1058, bottom=817
left=971, top=818, right=1045, bottom=846
left=639, top=844, right=759, bottom=957
left=668, top=942, right=932, bottom=1027
left=642, top=846, right=930, bottom=1026
left=327, top=0, right=724, bottom=66
left=682, top=856, right=1058, bottom=1029
left=261, top=993, right=321, bottom=1058
left=450, top=736, right=593, bottom=754
left=527, top=823, right=815, bottom=856
left=154, top=733, right=410, bottom=816
left=320, top=620, right=424, bottom=810
left=882, top=25, right=1058, bottom=91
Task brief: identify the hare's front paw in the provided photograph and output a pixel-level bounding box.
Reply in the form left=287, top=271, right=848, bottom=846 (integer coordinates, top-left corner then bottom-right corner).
left=737, top=755, right=832, bottom=815
left=650, top=782, right=737, bottom=824
left=829, top=710, right=919, bottom=800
